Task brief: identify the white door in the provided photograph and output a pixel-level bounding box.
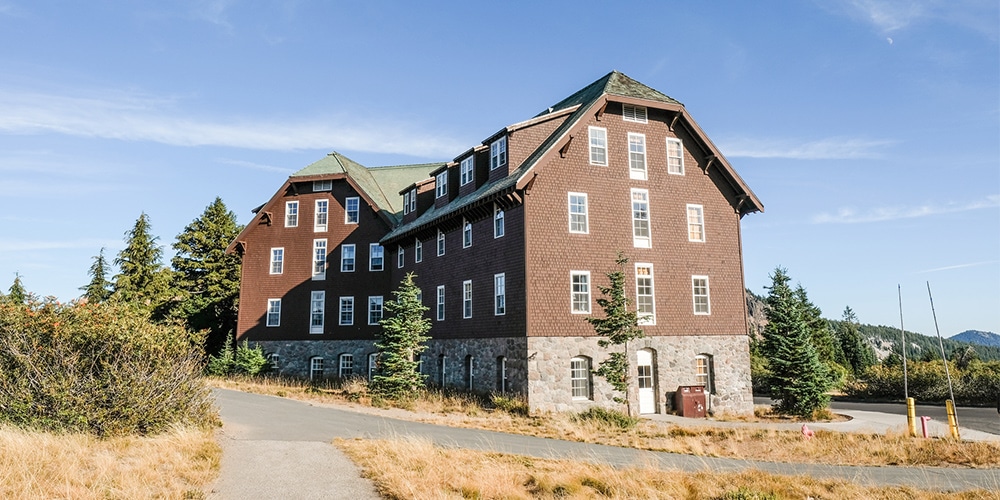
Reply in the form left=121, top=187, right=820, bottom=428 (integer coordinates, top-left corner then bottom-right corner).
left=637, top=349, right=655, bottom=414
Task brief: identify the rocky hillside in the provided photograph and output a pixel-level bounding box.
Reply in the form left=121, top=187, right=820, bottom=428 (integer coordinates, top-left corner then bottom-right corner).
left=950, top=329, right=1000, bottom=348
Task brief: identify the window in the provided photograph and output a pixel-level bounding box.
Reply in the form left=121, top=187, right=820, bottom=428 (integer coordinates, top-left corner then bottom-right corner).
left=462, top=219, right=472, bottom=248
left=464, top=355, right=475, bottom=391
left=568, top=193, right=588, bottom=234
left=571, top=356, right=592, bottom=400
left=635, top=264, right=655, bottom=325
left=462, top=280, right=472, bottom=319
left=369, top=244, right=384, bottom=271
left=397, top=246, right=405, bottom=268
left=692, top=276, right=711, bottom=315
left=310, top=357, right=324, bottom=380
left=490, top=136, right=507, bottom=170
left=631, top=189, right=651, bottom=248
left=415, top=238, right=423, bottom=262
left=623, top=104, right=647, bottom=123
left=266, top=353, right=280, bottom=372
left=368, top=352, right=378, bottom=381
left=570, top=271, right=591, bottom=314
left=628, top=133, right=647, bottom=180
left=270, top=248, right=284, bottom=274
left=315, top=200, right=328, bottom=232
left=494, top=206, right=505, bottom=238
left=339, top=353, right=353, bottom=378
left=435, top=171, right=448, bottom=198
left=345, top=197, right=359, bottom=224
left=696, top=354, right=713, bottom=392
left=313, top=180, right=332, bottom=191
left=460, top=156, right=474, bottom=186
left=266, top=299, right=281, bottom=327
left=310, top=291, right=325, bottom=334
left=438, top=354, right=447, bottom=386
left=436, top=230, right=446, bottom=256
left=667, top=138, right=684, bottom=175
left=494, top=273, right=506, bottom=316
left=403, top=192, right=411, bottom=215
left=687, top=204, right=705, bottom=242
left=341, top=244, right=355, bottom=272
left=312, top=239, right=327, bottom=280
left=339, top=296, right=354, bottom=326
left=368, top=296, right=383, bottom=325
left=436, top=285, right=445, bottom=321
left=496, top=356, right=507, bottom=393
left=285, top=201, right=298, bottom=227
left=409, top=188, right=417, bottom=213
left=589, top=126, right=607, bottom=166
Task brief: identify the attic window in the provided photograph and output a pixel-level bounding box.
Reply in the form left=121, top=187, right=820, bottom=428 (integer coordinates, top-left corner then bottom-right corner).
left=490, top=136, right=507, bottom=171
left=623, top=105, right=647, bottom=124
left=436, top=172, right=448, bottom=198
left=313, top=180, right=333, bottom=192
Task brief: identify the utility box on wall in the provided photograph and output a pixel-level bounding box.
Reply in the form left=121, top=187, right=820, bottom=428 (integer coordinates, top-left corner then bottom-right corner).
left=674, top=385, right=706, bottom=418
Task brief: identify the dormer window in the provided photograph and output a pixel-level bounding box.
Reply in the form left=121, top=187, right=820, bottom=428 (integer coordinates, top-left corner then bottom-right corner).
left=409, top=188, right=416, bottom=212
left=435, top=172, right=448, bottom=198
left=313, top=180, right=333, bottom=191
left=460, top=157, right=474, bottom=186
left=623, top=104, right=647, bottom=124
left=490, top=136, right=507, bottom=171
left=403, top=192, right=410, bottom=215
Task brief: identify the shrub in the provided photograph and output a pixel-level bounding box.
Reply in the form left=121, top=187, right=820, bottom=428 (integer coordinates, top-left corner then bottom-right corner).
left=490, top=392, right=529, bottom=416
left=573, top=407, right=639, bottom=430
left=205, top=336, right=269, bottom=376
left=0, top=299, right=216, bottom=436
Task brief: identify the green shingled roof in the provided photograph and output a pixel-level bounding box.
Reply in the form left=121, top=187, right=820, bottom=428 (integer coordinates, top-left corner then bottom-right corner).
left=540, top=70, right=681, bottom=117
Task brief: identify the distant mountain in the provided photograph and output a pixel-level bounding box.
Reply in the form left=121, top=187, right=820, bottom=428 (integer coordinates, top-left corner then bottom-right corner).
left=950, top=330, right=1000, bottom=348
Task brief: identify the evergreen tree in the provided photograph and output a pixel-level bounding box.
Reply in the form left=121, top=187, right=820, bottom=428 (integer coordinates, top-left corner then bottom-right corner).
left=587, top=253, right=644, bottom=415
left=113, top=213, right=174, bottom=315
left=171, top=197, right=244, bottom=354
left=794, top=285, right=843, bottom=367
left=80, top=248, right=113, bottom=303
left=836, top=306, right=875, bottom=376
left=6, top=274, right=27, bottom=305
left=762, top=267, right=831, bottom=416
left=372, top=273, right=431, bottom=401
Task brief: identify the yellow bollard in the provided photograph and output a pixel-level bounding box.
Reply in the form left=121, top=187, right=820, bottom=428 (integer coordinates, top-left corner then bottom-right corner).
left=945, top=399, right=960, bottom=440
left=906, top=397, right=917, bottom=437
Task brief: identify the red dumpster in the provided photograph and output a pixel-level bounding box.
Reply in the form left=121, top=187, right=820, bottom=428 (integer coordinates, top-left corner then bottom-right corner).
left=675, top=385, right=706, bottom=418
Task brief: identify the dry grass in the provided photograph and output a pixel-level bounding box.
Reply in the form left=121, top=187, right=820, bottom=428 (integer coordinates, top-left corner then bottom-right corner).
left=337, top=436, right=999, bottom=500
left=209, top=376, right=1000, bottom=468
left=0, top=425, right=221, bottom=499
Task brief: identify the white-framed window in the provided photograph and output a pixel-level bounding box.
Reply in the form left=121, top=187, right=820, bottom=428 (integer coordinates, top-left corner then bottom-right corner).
left=437, top=230, right=446, bottom=256
left=415, top=238, right=423, bottom=263
left=368, top=352, right=378, bottom=381
left=692, top=276, right=711, bottom=315
left=313, top=180, right=332, bottom=192
left=570, top=271, right=591, bottom=314
left=568, top=192, right=588, bottom=234
left=341, top=244, right=355, bottom=272
left=310, top=356, right=324, bottom=380
left=588, top=126, right=607, bottom=166
left=339, top=353, right=353, bottom=378
left=628, top=133, right=647, bottom=180
left=368, top=296, right=383, bottom=325
left=403, top=192, right=411, bottom=215
left=312, top=239, right=327, bottom=280
left=571, top=356, right=592, bottom=400
left=494, top=273, right=506, bottom=316
left=635, top=264, right=655, bottom=325
left=667, top=138, right=684, bottom=175
left=464, top=355, right=475, bottom=391
left=490, top=136, right=507, bottom=171
left=631, top=188, right=651, bottom=248
left=496, top=356, right=507, bottom=393
left=623, top=104, right=647, bottom=123
left=462, top=219, right=472, bottom=248
left=409, top=188, right=417, bottom=213
left=339, top=296, right=354, bottom=326
left=315, top=200, right=328, bottom=232
left=460, top=156, right=474, bottom=186
left=695, top=354, right=713, bottom=392
left=494, top=206, right=505, bottom=238
left=435, top=171, right=448, bottom=198
left=266, top=353, right=280, bottom=372
left=345, top=197, right=359, bottom=224
left=266, top=298, right=281, bottom=327
left=463, top=280, right=472, bottom=319
left=687, top=204, right=705, bottom=242
left=369, top=244, right=384, bottom=271
left=310, top=290, right=325, bottom=334
left=397, top=246, right=405, bottom=268
left=436, top=285, right=445, bottom=321
left=285, top=201, right=298, bottom=227
left=270, top=248, right=284, bottom=274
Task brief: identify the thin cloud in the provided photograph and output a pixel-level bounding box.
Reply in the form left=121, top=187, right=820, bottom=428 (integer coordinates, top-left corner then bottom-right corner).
left=0, top=238, right=121, bottom=253
left=0, top=87, right=465, bottom=158
left=916, top=260, right=1000, bottom=274
left=218, top=158, right=295, bottom=173
left=192, top=0, right=235, bottom=32
left=721, top=136, right=895, bottom=160
left=813, top=195, right=1000, bottom=224
left=843, top=0, right=927, bottom=33
left=830, top=0, right=998, bottom=39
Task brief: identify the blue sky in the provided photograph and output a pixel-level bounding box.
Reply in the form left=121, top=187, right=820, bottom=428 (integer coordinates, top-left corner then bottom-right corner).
left=0, top=1, right=997, bottom=338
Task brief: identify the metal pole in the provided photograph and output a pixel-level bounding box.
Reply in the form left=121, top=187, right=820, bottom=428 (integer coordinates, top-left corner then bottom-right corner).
left=927, top=282, right=957, bottom=414
left=898, top=284, right=909, bottom=401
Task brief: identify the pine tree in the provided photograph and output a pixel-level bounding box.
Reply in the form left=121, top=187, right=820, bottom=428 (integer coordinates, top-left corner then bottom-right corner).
left=80, top=248, right=113, bottom=303
left=6, top=274, right=27, bottom=305
left=113, top=213, right=174, bottom=315
left=587, top=253, right=644, bottom=415
left=837, top=306, right=875, bottom=376
left=372, top=273, right=431, bottom=401
left=794, top=285, right=843, bottom=367
left=171, top=197, right=244, bottom=354
left=762, top=267, right=831, bottom=416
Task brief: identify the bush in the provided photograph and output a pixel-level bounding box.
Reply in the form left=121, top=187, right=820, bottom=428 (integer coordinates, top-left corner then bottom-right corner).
left=205, top=336, right=269, bottom=376
left=844, top=359, right=1000, bottom=406
left=0, top=299, right=216, bottom=436
left=490, top=392, right=529, bottom=416
left=573, top=407, right=639, bottom=430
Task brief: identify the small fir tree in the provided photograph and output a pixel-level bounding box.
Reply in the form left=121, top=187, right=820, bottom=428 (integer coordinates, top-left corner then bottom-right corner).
left=837, top=306, right=875, bottom=376
left=113, top=213, right=175, bottom=315
left=762, top=267, right=832, bottom=416
left=6, top=274, right=27, bottom=305
left=80, top=248, right=113, bottom=303
left=587, top=252, right=644, bottom=415
left=372, top=273, right=431, bottom=401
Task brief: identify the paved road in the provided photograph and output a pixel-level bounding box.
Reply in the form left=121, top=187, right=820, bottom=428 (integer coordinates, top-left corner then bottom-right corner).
left=212, top=388, right=1000, bottom=493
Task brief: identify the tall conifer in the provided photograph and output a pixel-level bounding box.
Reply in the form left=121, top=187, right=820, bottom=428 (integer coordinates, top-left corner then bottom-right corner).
left=80, top=248, right=113, bottom=303
left=372, top=273, right=431, bottom=401
left=113, top=213, right=174, bottom=315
